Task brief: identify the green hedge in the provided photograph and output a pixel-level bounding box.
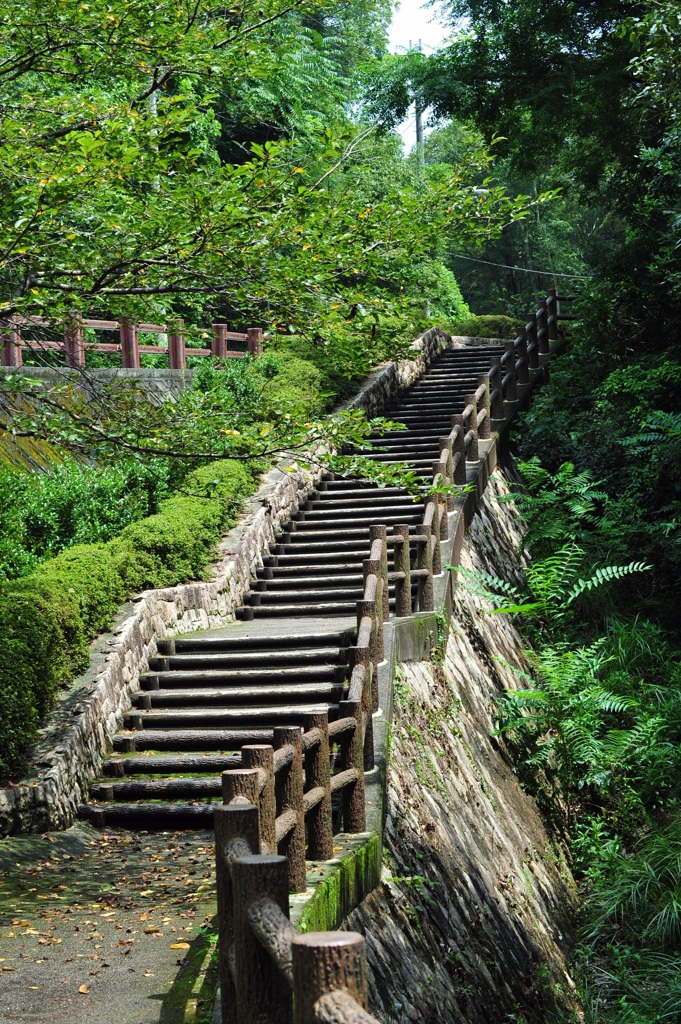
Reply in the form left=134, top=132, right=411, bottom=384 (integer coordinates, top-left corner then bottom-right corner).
left=448, top=314, right=524, bottom=339
left=0, top=458, right=258, bottom=781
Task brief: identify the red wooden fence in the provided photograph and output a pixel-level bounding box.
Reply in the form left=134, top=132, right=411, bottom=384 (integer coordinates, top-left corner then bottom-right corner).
left=0, top=315, right=263, bottom=370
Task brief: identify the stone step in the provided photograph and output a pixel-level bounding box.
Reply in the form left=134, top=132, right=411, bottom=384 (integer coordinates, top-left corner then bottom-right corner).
left=140, top=664, right=345, bottom=689
left=90, top=777, right=222, bottom=802
left=123, top=704, right=339, bottom=729
left=146, top=655, right=345, bottom=676
left=133, top=681, right=346, bottom=708
left=103, top=753, right=241, bottom=776
left=79, top=803, right=216, bottom=829
left=112, top=728, right=274, bottom=752
left=160, top=630, right=353, bottom=655
left=244, top=587, right=363, bottom=606
left=237, top=602, right=357, bottom=619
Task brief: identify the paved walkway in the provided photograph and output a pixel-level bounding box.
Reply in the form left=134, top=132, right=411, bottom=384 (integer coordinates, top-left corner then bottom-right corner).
left=0, top=825, right=217, bottom=1024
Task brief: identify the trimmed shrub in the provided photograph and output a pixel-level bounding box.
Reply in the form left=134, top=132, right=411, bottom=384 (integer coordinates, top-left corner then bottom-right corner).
left=0, top=579, right=87, bottom=780
left=448, top=314, right=524, bottom=339
left=0, top=457, right=259, bottom=780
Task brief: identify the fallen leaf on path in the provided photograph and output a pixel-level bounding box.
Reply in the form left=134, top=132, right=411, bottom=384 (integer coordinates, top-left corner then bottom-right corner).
left=78, top=984, right=90, bottom=994
left=170, top=942, right=190, bottom=949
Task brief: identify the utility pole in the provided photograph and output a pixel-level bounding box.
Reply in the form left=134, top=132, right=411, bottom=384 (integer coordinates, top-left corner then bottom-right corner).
left=412, top=40, right=425, bottom=168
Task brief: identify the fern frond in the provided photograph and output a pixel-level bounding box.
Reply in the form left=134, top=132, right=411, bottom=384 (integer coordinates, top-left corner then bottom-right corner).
left=567, top=561, right=651, bottom=603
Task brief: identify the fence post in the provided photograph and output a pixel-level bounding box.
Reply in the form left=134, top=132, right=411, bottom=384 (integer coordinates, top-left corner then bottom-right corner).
left=212, top=323, right=228, bottom=359
left=303, top=711, right=333, bottom=861
left=527, top=313, right=539, bottom=369
left=349, top=646, right=374, bottom=771
left=247, top=327, right=264, bottom=355
left=222, top=767, right=261, bottom=808
left=369, top=524, right=389, bottom=621
left=477, top=376, right=491, bottom=440
left=273, top=727, right=306, bottom=893
left=464, top=394, right=479, bottom=461
left=241, top=746, right=276, bottom=855
left=439, top=437, right=455, bottom=511
left=338, top=699, right=366, bottom=832
left=451, top=415, right=466, bottom=485
left=489, top=359, right=504, bottom=419
left=291, top=932, right=370, bottom=1024
left=232, top=854, right=293, bottom=1024
left=415, top=533, right=434, bottom=611
left=516, top=327, right=530, bottom=384
left=168, top=320, right=186, bottom=369
left=64, top=315, right=85, bottom=368
left=214, top=802, right=261, bottom=1024
left=120, top=320, right=140, bottom=368
left=502, top=344, right=517, bottom=401
left=547, top=288, right=559, bottom=342
left=0, top=320, right=22, bottom=367
left=393, top=524, right=412, bottom=616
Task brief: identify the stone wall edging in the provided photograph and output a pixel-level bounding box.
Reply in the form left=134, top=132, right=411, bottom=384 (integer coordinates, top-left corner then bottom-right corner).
left=0, top=330, right=449, bottom=836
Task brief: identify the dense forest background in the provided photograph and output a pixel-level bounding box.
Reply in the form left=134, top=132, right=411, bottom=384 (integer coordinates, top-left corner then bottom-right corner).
left=2, top=0, right=681, bottom=1021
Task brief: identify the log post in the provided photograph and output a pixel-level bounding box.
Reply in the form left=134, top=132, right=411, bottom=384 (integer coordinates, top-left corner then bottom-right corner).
left=247, top=327, right=264, bottom=355
left=464, top=394, right=479, bottom=461
left=477, top=375, right=491, bottom=440
left=273, top=727, right=306, bottom=893
left=214, top=803, right=261, bottom=1024
left=439, top=436, right=455, bottom=511
left=516, top=327, right=530, bottom=384
left=489, top=359, right=504, bottom=418
left=416, top=533, right=434, bottom=611
left=64, top=315, right=85, bottom=368
left=393, top=524, right=412, bottom=616
left=221, top=767, right=261, bottom=807
left=0, top=320, right=22, bottom=367
left=547, top=288, right=559, bottom=342
left=120, top=320, right=140, bottom=368
left=212, top=323, right=228, bottom=359
left=451, top=415, right=467, bottom=485
left=303, top=711, right=333, bottom=861
left=232, top=854, right=293, bottom=1024
left=369, top=524, right=389, bottom=621
left=291, top=932, right=370, bottom=1024
left=168, top=320, right=186, bottom=369
left=338, top=699, right=365, bottom=833
left=503, top=343, right=517, bottom=401
left=242, top=745, right=276, bottom=855
left=527, top=313, right=539, bottom=369
left=349, top=646, right=373, bottom=770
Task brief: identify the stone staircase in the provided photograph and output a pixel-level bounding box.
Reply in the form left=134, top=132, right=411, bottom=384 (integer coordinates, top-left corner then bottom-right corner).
left=79, top=344, right=503, bottom=829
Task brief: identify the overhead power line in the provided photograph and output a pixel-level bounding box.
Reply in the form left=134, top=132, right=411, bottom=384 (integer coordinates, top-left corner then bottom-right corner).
left=449, top=253, right=592, bottom=279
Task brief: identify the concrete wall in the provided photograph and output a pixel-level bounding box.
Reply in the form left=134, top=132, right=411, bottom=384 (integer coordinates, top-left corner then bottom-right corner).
left=345, top=467, right=580, bottom=1023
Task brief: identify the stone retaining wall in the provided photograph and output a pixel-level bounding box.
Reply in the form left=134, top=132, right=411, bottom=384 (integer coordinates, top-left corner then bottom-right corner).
left=0, top=330, right=450, bottom=836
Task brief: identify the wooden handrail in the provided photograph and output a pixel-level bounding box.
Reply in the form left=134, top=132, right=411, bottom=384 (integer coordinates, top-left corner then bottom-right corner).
left=0, top=313, right=263, bottom=369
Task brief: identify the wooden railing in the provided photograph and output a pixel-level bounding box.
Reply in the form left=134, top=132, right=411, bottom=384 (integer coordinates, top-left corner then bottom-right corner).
left=212, top=288, right=564, bottom=1021
left=0, top=315, right=263, bottom=369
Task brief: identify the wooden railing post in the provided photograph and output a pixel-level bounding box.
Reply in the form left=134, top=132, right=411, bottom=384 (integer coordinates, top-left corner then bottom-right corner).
left=516, top=327, right=530, bottom=384
left=547, top=288, right=559, bottom=342
left=303, top=711, right=333, bottom=861
left=291, top=932, right=372, bottom=1024
left=369, top=524, right=389, bottom=621
left=393, top=524, right=412, bottom=616
left=415, top=533, right=434, bottom=611
left=502, top=343, right=518, bottom=401
left=477, top=376, right=491, bottom=440
left=214, top=802, right=261, bottom=1024
left=232, top=854, right=293, bottom=1024
left=242, top=745, right=276, bottom=855
left=438, top=436, right=455, bottom=511
left=64, top=314, right=85, bottom=368
left=338, top=699, right=365, bottom=832
left=247, top=327, right=264, bottom=355
left=526, top=313, right=539, bottom=369
left=119, top=320, right=140, bottom=368
left=0, top=320, right=22, bottom=367
left=349, top=645, right=374, bottom=770
left=451, top=415, right=467, bottom=485
left=489, top=359, right=504, bottom=418
left=168, top=320, right=186, bottom=369
left=464, top=393, right=479, bottom=460
left=212, top=323, right=228, bottom=358
left=273, top=727, right=306, bottom=893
